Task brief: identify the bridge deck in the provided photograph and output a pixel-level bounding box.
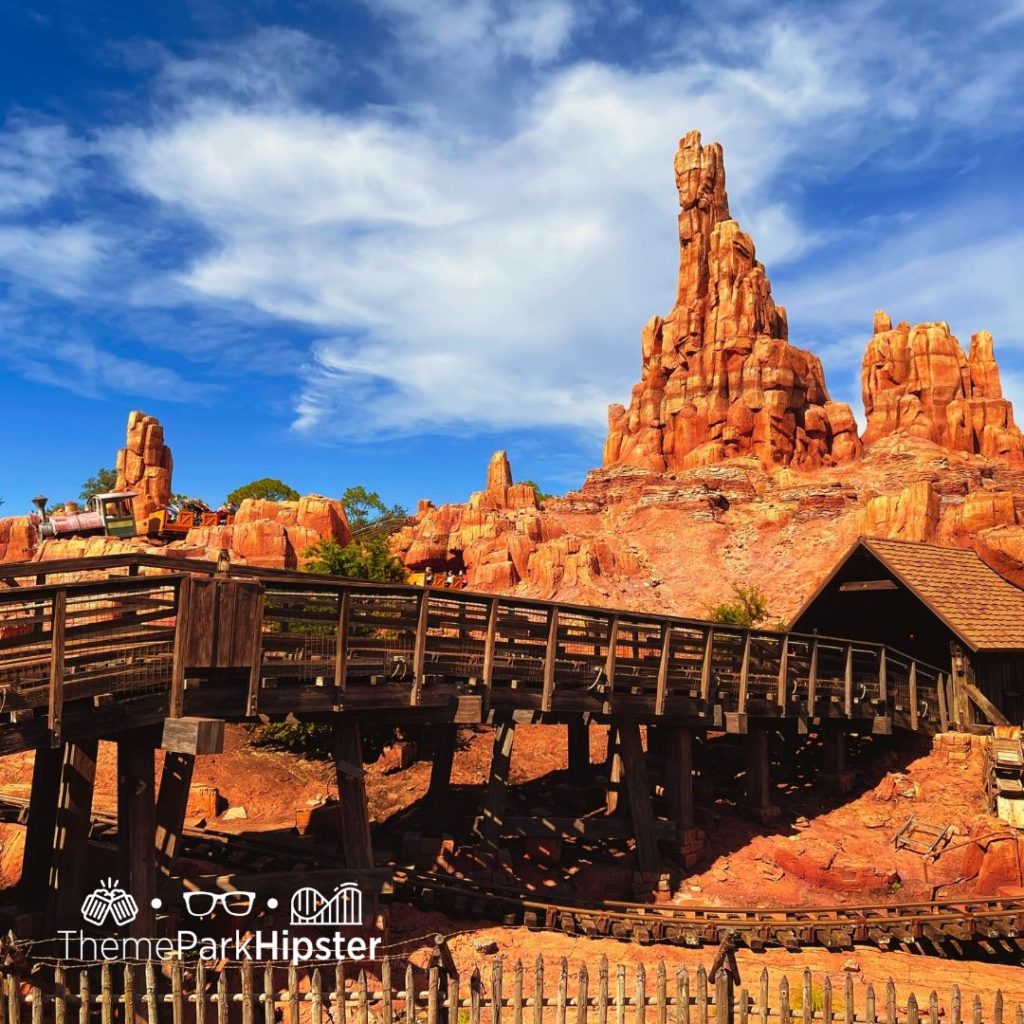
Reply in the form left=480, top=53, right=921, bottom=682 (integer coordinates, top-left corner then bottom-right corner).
left=0, top=553, right=950, bottom=754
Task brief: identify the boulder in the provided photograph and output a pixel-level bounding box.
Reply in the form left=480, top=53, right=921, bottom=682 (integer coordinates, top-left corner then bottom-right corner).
left=859, top=481, right=940, bottom=542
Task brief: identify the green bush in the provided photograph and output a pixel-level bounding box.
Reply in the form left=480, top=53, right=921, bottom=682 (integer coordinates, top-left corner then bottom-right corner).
left=227, top=478, right=300, bottom=505
left=706, top=585, right=771, bottom=627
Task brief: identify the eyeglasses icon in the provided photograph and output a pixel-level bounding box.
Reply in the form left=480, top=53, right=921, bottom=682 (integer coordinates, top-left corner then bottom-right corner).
left=183, top=890, right=256, bottom=918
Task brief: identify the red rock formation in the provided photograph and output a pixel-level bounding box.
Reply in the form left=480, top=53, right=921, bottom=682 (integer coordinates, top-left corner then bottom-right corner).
left=859, top=481, right=940, bottom=543
left=0, top=517, right=35, bottom=562
left=115, top=411, right=173, bottom=525
left=862, top=315, right=1024, bottom=462
left=604, top=130, right=861, bottom=472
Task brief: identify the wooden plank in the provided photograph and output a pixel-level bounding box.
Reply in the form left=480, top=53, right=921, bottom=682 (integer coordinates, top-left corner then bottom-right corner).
left=664, top=726, right=694, bottom=831
left=19, top=747, right=63, bottom=909
left=160, top=717, right=224, bottom=755
left=332, top=721, right=374, bottom=871
left=169, top=576, right=192, bottom=718
left=738, top=633, right=752, bottom=712
left=961, top=678, right=1009, bottom=726
left=542, top=607, right=560, bottom=712
left=776, top=635, right=789, bottom=709
left=478, top=719, right=516, bottom=848
left=154, top=751, right=195, bottom=878
left=700, top=629, right=714, bottom=703
left=655, top=626, right=672, bottom=715
left=844, top=644, right=854, bottom=718
left=47, top=590, right=67, bottom=747
left=937, top=672, right=949, bottom=733
left=334, top=589, right=351, bottom=698
left=807, top=640, right=819, bottom=718
left=425, top=724, right=458, bottom=823
left=909, top=662, right=919, bottom=731
left=604, top=615, right=620, bottom=708
left=411, top=591, right=431, bottom=706
left=246, top=588, right=265, bottom=716
left=117, top=732, right=157, bottom=937
left=878, top=648, right=888, bottom=704
left=617, top=723, right=660, bottom=876
left=482, top=598, right=500, bottom=697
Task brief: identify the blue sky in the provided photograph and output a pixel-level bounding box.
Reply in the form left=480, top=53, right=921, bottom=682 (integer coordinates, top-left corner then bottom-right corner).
left=2, top=0, right=1024, bottom=514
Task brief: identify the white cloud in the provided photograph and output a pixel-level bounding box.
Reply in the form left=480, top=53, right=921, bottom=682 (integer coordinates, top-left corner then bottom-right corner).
left=0, top=123, right=82, bottom=214
left=0, top=223, right=105, bottom=296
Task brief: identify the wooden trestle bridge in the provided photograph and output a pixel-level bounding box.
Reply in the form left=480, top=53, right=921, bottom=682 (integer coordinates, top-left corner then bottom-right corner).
left=0, top=553, right=955, bottom=940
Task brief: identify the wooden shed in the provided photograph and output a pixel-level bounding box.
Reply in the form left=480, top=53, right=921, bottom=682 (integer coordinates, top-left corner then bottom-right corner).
left=791, top=537, right=1024, bottom=726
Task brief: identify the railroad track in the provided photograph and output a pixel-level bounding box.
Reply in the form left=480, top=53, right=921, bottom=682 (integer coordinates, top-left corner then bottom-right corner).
left=2, top=796, right=1020, bottom=957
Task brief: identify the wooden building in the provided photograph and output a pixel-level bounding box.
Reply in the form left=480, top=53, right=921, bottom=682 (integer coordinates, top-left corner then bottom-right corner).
left=792, top=537, right=1024, bottom=726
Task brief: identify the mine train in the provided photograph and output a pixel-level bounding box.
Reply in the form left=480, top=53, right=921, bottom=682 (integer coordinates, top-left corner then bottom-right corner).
left=33, top=492, right=235, bottom=541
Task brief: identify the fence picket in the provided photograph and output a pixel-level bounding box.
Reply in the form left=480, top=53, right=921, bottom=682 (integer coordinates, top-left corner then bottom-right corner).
left=598, top=960, right=609, bottom=1024
left=405, top=963, right=415, bottom=1024
left=696, top=968, right=708, bottom=1024
left=929, top=992, right=939, bottom=1024
left=146, top=962, right=158, bottom=1024
left=714, top=972, right=729, bottom=1024
left=779, top=976, right=790, bottom=1024
left=28, top=984, right=40, bottom=1024
left=515, top=961, right=525, bottom=1024
left=470, top=968, right=481, bottom=1024
left=635, top=964, right=646, bottom=1024
left=866, top=985, right=876, bottom=1024
left=196, top=963, right=207, bottom=1024
left=288, top=966, right=300, bottom=1024
left=263, top=966, right=275, bottom=1024
left=886, top=980, right=896, bottom=1024
left=952, top=987, right=961, bottom=1024
left=975, top=997, right=983, bottom=1024
left=218, top=970, right=230, bottom=1024
left=655, top=963, right=666, bottom=1024
left=758, top=970, right=767, bottom=1024
left=908, top=993, right=919, bottom=1024
left=802, top=970, right=812, bottom=1024
left=382, top=958, right=393, bottom=1024
left=77, top=971, right=89, bottom=1024
left=557, top=959, right=568, bottom=1024
left=616, top=965, right=626, bottom=1024
left=359, top=970, right=370, bottom=1024
left=738, top=987, right=749, bottom=1024
left=579, top=964, right=591, bottom=1024
left=494, top=958, right=505, bottom=1024
left=310, top=971, right=323, bottom=1024
left=996, top=993, right=1005, bottom=1024
left=124, top=965, right=137, bottom=1024
left=54, top=966, right=67, bottom=1024
left=537, top=959, right=546, bottom=1024
left=845, top=974, right=854, bottom=1024
left=101, top=962, right=113, bottom=1024
left=678, top=969, right=690, bottom=1024
left=172, top=962, right=185, bottom=1024
left=822, top=976, right=832, bottom=1024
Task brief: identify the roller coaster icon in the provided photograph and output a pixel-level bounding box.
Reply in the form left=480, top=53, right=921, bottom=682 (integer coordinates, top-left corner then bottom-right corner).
left=289, top=882, right=362, bottom=927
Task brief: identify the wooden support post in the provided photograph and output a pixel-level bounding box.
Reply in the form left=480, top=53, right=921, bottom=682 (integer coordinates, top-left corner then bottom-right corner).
left=155, top=751, right=195, bottom=879
left=48, top=738, right=99, bottom=931
left=655, top=626, right=673, bottom=715
left=425, top=724, right=458, bottom=825
left=878, top=648, right=888, bottom=704
left=603, top=616, right=619, bottom=711
left=744, top=728, right=779, bottom=824
left=481, top=596, right=499, bottom=695
left=700, top=629, right=715, bottom=703
left=937, top=672, right=949, bottom=733
left=333, top=721, right=375, bottom=871
left=169, top=576, right=192, bottom=718
left=818, top=730, right=854, bottom=795
left=411, top=592, right=430, bottom=706
left=604, top=726, right=621, bottom=815
left=663, top=727, right=694, bottom=831
left=246, top=588, right=265, bottom=717
left=478, top=719, right=516, bottom=848
left=567, top=719, right=590, bottom=786
left=776, top=636, right=789, bottom=709
left=334, top=589, right=351, bottom=703
left=807, top=640, right=819, bottom=718
left=117, top=732, right=157, bottom=937
left=616, top=723, right=661, bottom=877
left=47, top=589, right=66, bottom=747
left=909, top=662, right=919, bottom=731
left=19, top=747, right=63, bottom=909
left=542, top=608, right=560, bottom=712
left=843, top=645, right=854, bottom=717
left=738, top=632, right=752, bottom=712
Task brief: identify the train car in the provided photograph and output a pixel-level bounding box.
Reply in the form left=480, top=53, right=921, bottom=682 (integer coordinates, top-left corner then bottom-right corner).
left=37, top=492, right=139, bottom=539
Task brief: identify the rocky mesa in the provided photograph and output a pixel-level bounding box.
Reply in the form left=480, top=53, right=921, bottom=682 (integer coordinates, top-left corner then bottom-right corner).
left=394, top=130, right=1024, bottom=619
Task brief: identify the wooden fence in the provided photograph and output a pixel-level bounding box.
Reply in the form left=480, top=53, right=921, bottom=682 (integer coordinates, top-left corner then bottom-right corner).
left=1, top=958, right=1018, bottom=1024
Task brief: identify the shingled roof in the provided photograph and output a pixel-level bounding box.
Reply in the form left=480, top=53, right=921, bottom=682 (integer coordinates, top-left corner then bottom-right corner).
left=801, top=537, right=1024, bottom=652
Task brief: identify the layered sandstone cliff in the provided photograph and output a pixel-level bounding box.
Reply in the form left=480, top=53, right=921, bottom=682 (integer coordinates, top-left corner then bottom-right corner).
left=115, top=410, right=173, bottom=525
left=603, top=131, right=861, bottom=472
left=862, top=313, right=1024, bottom=462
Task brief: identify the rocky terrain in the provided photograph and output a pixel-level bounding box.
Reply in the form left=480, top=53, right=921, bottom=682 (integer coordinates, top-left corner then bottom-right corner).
left=394, top=130, right=1024, bottom=620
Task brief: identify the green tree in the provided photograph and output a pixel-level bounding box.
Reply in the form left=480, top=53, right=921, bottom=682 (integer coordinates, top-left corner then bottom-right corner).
left=303, top=536, right=406, bottom=582
left=80, top=467, right=118, bottom=502
left=520, top=479, right=553, bottom=501
left=340, top=485, right=408, bottom=539
left=227, top=478, right=300, bottom=505
left=707, top=585, right=771, bottom=627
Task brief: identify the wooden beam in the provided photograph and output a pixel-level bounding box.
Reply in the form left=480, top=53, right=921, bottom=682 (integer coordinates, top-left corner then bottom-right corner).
left=169, top=575, right=192, bottom=718
left=478, top=719, right=516, bottom=848
left=909, top=662, right=919, bottom=731
left=482, top=598, right=499, bottom=698
left=807, top=639, right=819, bottom=717
left=155, top=751, right=195, bottom=879
left=603, top=615, right=619, bottom=711
left=567, top=719, right=590, bottom=786
left=117, top=732, right=157, bottom=937
left=411, top=591, right=431, bottom=706
left=332, top=721, right=374, bottom=871
left=245, top=588, right=265, bottom=717
left=47, top=589, right=66, bottom=747
left=843, top=644, right=854, bottom=718
left=333, top=589, right=351, bottom=701
left=961, top=678, right=1010, bottom=727
left=604, top=726, right=621, bottom=816
left=616, top=723, right=661, bottom=877
left=541, top=607, right=560, bottom=712
left=744, top=728, right=777, bottom=821
left=776, top=636, right=789, bottom=709
left=161, top=717, right=224, bottom=755
left=878, top=648, right=887, bottom=704
left=19, top=747, right=63, bottom=909
left=700, top=628, right=715, bottom=703
left=737, top=632, right=752, bottom=712
left=937, top=672, right=949, bottom=733
left=838, top=580, right=898, bottom=592
left=425, top=724, right=457, bottom=824
left=655, top=626, right=673, bottom=715
left=48, top=738, right=99, bottom=931
left=663, top=726, right=694, bottom=831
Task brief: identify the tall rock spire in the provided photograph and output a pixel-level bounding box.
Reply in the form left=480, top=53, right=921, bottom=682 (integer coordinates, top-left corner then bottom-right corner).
left=604, top=130, right=861, bottom=471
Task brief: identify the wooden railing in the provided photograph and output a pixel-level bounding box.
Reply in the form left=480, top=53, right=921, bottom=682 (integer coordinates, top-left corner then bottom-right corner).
left=0, top=956, right=1016, bottom=1024
left=0, top=554, right=952, bottom=746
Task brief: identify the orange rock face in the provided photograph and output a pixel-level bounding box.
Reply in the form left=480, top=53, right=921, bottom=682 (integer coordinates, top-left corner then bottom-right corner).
left=115, top=410, right=173, bottom=525
left=603, top=131, right=861, bottom=472
left=0, top=517, right=36, bottom=562
left=862, top=317, right=1024, bottom=462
